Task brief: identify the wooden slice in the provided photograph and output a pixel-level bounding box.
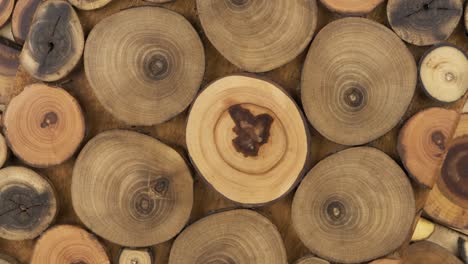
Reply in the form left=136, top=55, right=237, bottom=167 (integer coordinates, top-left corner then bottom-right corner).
left=292, top=147, right=415, bottom=263
left=319, top=0, right=383, bottom=15
left=387, top=0, right=463, bottom=46
left=31, top=225, right=110, bottom=264
left=11, top=0, right=42, bottom=45
left=411, top=217, right=435, bottom=241
left=301, top=17, right=416, bottom=146
left=369, top=259, right=401, bottom=264
left=419, top=44, right=468, bottom=103
left=0, top=166, right=57, bottom=240
left=398, top=107, right=459, bottom=188
left=72, top=130, right=193, bottom=247
left=169, top=209, right=287, bottom=264
left=3, top=83, right=85, bottom=167
left=0, top=0, right=14, bottom=28
left=20, top=0, right=84, bottom=82
left=186, top=75, right=309, bottom=205
left=0, top=134, right=8, bottom=168
left=295, top=256, right=330, bottom=264
left=85, top=7, right=204, bottom=126
left=405, top=241, right=463, bottom=264
left=68, top=0, right=112, bottom=10
left=0, top=254, right=18, bottom=264
left=119, top=248, right=152, bottom=264
left=0, top=37, right=20, bottom=104
left=196, top=0, right=317, bottom=72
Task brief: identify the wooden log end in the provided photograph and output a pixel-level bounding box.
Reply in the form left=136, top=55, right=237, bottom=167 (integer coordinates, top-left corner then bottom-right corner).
left=0, top=0, right=14, bottom=28
left=11, top=0, right=42, bottom=45
left=118, top=248, right=153, bottom=264
left=319, top=0, right=384, bottom=15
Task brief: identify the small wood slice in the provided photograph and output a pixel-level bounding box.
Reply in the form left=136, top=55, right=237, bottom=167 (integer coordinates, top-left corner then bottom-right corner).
left=11, top=0, right=42, bottom=45
left=295, top=256, right=330, bottom=264
left=0, top=0, right=14, bottom=28
left=196, top=0, right=317, bottom=72
left=3, top=83, right=85, bottom=167
left=387, top=0, right=463, bottom=46
left=169, top=209, right=287, bottom=264
left=84, top=7, right=204, bottom=126
left=369, top=259, right=401, bottom=264
left=31, top=225, right=110, bottom=264
left=420, top=44, right=468, bottom=103
left=119, top=248, right=152, bottom=264
left=67, top=0, right=112, bottom=10
left=0, top=133, right=8, bottom=168
left=411, top=217, right=435, bottom=241
left=319, top=0, right=383, bottom=15
left=0, top=254, right=18, bottom=264
left=292, top=147, right=415, bottom=263
left=0, top=166, right=57, bottom=240
left=301, top=17, right=416, bottom=146
left=20, top=0, right=84, bottom=82
left=405, top=241, right=463, bottom=264
left=72, top=130, right=193, bottom=247
left=186, top=75, right=309, bottom=205
left=398, top=107, right=459, bottom=188
left=0, top=37, right=20, bottom=104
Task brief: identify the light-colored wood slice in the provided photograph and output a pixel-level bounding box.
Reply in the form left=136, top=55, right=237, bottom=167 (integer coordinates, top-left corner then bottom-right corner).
left=0, top=253, right=18, bottom=264
left=319, top=0, right=383, bottom=15
left=67, top=0, right=112, bottom=10
left=3, top=83, right=85, bottom=168
left=294, top=256, right=330, bottom=264
left=169, top=209, right=287, bottom=264
left=196, top=0, right=317, bottom=72
left=398, top=107, right=459, bottom=188
left=84, top=6, right=204, bottom=126
left=369, top=259, right=401, bottom=264
left=411, top=217, right=435, bottom=241
left=11, top=0, right=42, bottom=45
left=292, top=147, right=415, bottom=263
left=301, top=17, right=416, bottom=146
left=0, top=0, right=13, bottom=28
left=31, top=225, right=110, bottom=264
left=20, top=0, right=84, bottom=82
left=119, top=248, right=152, bottom=264
left=0, top=166, right=57, bottom=240
left=419, top=44, right=468, bottom=103
left=387, top=0, right=463, bottom=46
left=0, top=134, right=7, bottom=168
left=405, top=241, right=463, bottom=264
left=186, top=75, right=309, bottom=206
left=0, top=37, right=20, bottom=105
left=72, top=130, right=193, bottom=247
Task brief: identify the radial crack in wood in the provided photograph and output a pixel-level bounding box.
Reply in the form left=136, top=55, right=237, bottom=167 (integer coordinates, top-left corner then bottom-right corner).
left=67, top=0, right=112, bottom=10
left=11, top=0, right=42, bottom=45
left=319, top=0, right=383, bottom=15
left=405, top=241, right=463, bottom=264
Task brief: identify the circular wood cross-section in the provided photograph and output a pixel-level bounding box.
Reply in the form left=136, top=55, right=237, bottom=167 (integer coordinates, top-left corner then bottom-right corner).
left=119, top=248, right=152, bottom=264
left=196, top=0, right=317, bottom=72
left=0, top=38, right=20, bottom=104
left=387, top=0, right=463, bottom=46
left=85, top=7, right=204, bottom=126
left=419, top=44, right=468, bottom=103
left=11, top=0, right=42, bottom=44
left=68, top=0, right=112, bottom=10
left=31, top=225, right=110, bottom=264
left=72, top=130, right=193, bottom=247
left=398, top=107, right=459, bottom=188
left=319, top=0, right=383, bottom=15
left=292, top=147, right=415, bottom=263
left=405, top=241, right=463, bottom=264
left=0, top=254, right=18, bottom=264
left=295, top=256, right=330, bottom=264
left=186, top=75, right=309, bottom=206
left=0, top=0, right=14, bottom=28
left=169, top=209, right=287, bottom=264
left=0, top=166, right=57, bottom=240
left=301, top=17, right=416, bottom=146
left=3, top=83, right=85, bottom=168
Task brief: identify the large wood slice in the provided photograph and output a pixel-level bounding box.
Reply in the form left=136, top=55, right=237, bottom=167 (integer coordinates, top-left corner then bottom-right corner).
left=419, top=44, right=468, bottom=103
left=0, top=37, right=20, bottom=104
left=84, top=6, right=204, bottom=126
left=186, top=75, right=309, bottom=205
left=11, top=0, right=42, bottom=45
left=68, top=0, right=112, bottom=10
left=295, top=256, right=330, bottom=264
left=0, top=254, right=18, bottom=264
left=196, top=0, right=317, bottom=72
left=0, top=0, right=14, bottom=28
left=0, top=166, right=57, bottom=240
left=292, top=147, right=415, bottom=263
left=301, top=17, right=416, bottom=146
left=398, top=107, right=459, bottom=188
left=169, top=209, right=287, bottom=264
left=3, top=83, right=85, bottom=168
left=118, top=248, right=152, bottom=264
left=20, top=0, right=84, bottom=82
left=319, top=0, right=383, bottom=15
left=405, top=241, right=463, bottom=264
left=72, top=130, right=193, bottom=247
left=30, top=225, right=110, bottom=264
left=387, top=0, right=463, bottom=46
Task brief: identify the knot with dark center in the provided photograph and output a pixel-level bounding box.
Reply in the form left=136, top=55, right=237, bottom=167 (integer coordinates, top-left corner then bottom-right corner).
left=343, top=87, right=366, bottom=110
left=431, top=130, right=446, bottom=151
left=40, top=111, right=58, bottom=128
left=152, top=177, right=169, bottom=196
left=145, top=54, right=169, bottom=80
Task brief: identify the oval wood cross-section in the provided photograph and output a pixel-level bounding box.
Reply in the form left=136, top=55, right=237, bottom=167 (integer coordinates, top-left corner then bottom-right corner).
left=196, top=0, right=317, bottom=72
left=0, top=166, right=57, bottom=241
left=3, top=83, right=85, bottom=168
left=398, top=107, right=459, bottom=188
left=0, top=37, right=20, bottom=104
left=11, top=0, right=42, bottom=44
left=419, top=44, right=468, bottom=103
left=295, top=256, right=330, bottom=264
left=169, top=209, right=287, bottom=264
left=292, top=147, right=415, bottom=263
left=68, top=0, right=112, bottom=10
left=319, top=0, right=383, bottom=15
left=301, top=17, right=416, bottom=146
left=186, top=75, right=310, bottom=206
left=84, top=6, right=204, bottom=126
left=387, top=0, right=463, bottom=46
left=30, top=225, right=110, bottom=264
left=118, top=248, right=152, bottom=264
left=0, top=253, right=19, bottom=264
left=0, top=0, right=14, bottom=28
left=20, top=0, right=84, bottom=82
left=72, top=130, right=194, bottom=247
left=405, top=241, right=463, bottom=264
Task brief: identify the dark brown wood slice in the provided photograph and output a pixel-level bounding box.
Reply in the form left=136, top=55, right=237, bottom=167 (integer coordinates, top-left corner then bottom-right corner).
left=405, top=241, right=463, bottom=264
left=11, top=0, right=42, bottom=45
left=0, top=37, right=20, bottom=104
left=0, top=0, right=14, bottom=28
left=68, top=0, right=112, bottom=10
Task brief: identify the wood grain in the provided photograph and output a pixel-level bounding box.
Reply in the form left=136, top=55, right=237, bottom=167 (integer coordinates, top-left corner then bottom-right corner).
left=68, top=0, right=112, bottom=10
left=11, top=0, right=42, bottom=44
left=0, top=253, right=18, bottom=264
left=319, top=0, right=383, bottom=15
left=405, top=241, right=463, bottom=264
left=0, top=0, right=14, bottom=28
left=294, top=256, right=329, bottom=264
left=118, top=248, right=153, bottom=264
left=0, top=37, right=20, bottom=105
